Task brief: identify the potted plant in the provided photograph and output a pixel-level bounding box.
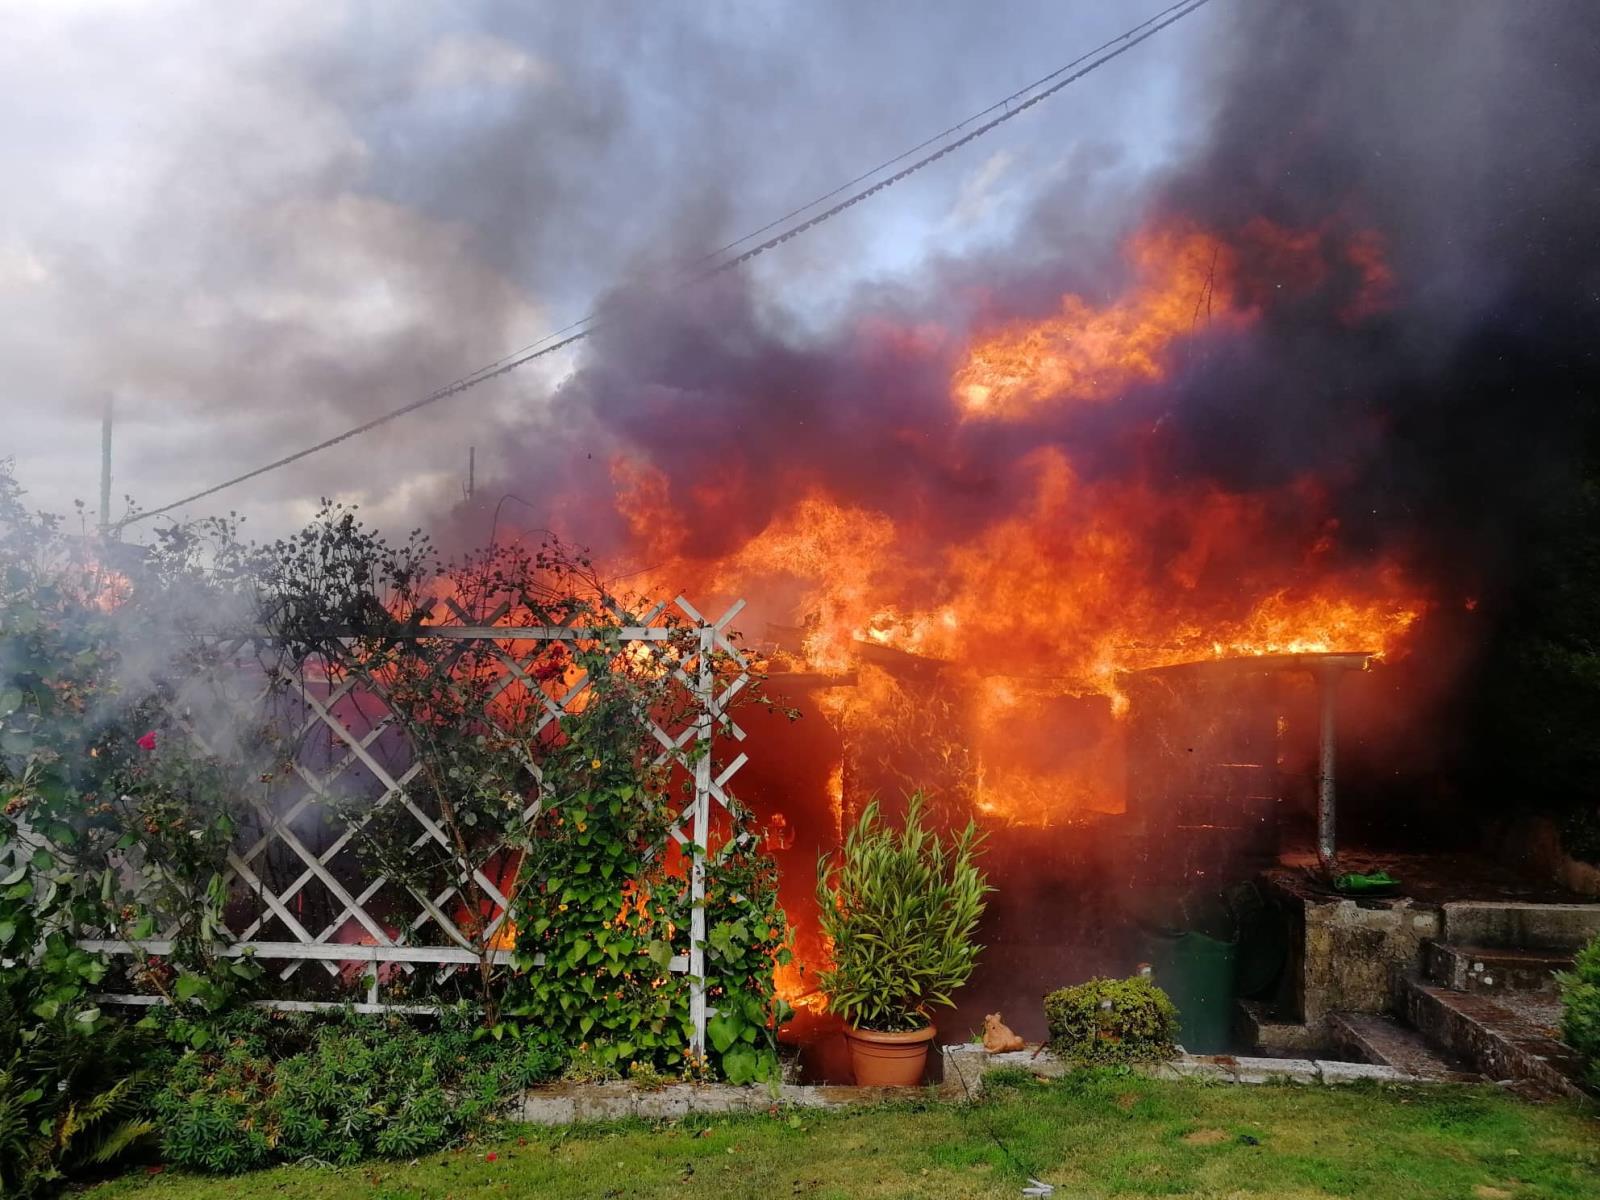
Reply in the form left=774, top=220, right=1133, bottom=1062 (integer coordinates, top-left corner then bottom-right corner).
left=815, top=792, right=990, bottom=1086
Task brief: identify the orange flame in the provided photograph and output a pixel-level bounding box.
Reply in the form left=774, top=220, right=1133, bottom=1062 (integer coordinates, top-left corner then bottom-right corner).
left=953, top=218, right=1393, bottom=420
left=954, top=224, right=1249, bottom=417
left=606, top=217, right=1423, bottom=829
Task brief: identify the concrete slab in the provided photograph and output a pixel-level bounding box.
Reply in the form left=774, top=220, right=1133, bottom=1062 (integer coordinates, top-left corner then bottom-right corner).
left=514, top=1080, right=908, bottom=1126
left=1137, top=1058, right=1232, bottom=1083
left=941, top=1044, right=1068, bottom=1094
left=1314, top=1059, right=1409, bottom=1084
left=1441, top=901, right=1600, bottom=954
left=1426, top=942, right=1571, bottom=994
left=1232, top=1056, right=1321, bottom=1084
left=1327, top=1012, right=1479, bottom=1081
left=1144, top=1055, right=1237, bottom=1082
left=1235, top=999, right=1323, bottom=1056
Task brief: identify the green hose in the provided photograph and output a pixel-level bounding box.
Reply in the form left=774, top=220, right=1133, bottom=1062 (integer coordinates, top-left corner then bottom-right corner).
left=1332, top=869, right=1400, bottom=895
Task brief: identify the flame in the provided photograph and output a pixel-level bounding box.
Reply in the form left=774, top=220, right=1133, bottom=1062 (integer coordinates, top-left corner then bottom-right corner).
left=954, top=223, right=1249, bottom=417
left=952, top=218, right=1394, bottom=420
left=692, top=451, right=1419, bottom=700
left=64, top=557, right=133, bottom=612
left=603, top=217, right=1424, bottom=831
left=459, top=213, right=1433, bottom=1011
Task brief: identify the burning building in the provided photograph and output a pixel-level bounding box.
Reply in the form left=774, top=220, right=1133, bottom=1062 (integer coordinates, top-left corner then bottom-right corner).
left=433, top=3, right=1600, bottom=1076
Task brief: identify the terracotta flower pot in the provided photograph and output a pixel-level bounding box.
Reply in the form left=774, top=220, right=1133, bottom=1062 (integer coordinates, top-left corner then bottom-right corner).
left=843, top=1024, right=936, bottom=1086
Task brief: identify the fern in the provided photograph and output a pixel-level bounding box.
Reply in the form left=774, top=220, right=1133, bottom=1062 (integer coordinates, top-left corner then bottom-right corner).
left=83, top=1116, right=158, bottom=1167
left=0, top=1010, right=163, bottom=1199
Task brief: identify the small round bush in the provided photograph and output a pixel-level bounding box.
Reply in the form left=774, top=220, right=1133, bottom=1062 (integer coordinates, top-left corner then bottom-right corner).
left=1043, top=976, right=1179, bottom=1065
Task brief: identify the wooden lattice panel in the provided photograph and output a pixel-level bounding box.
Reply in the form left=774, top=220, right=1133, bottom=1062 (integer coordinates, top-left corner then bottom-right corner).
left=82, top=597, right=750, bottom=1051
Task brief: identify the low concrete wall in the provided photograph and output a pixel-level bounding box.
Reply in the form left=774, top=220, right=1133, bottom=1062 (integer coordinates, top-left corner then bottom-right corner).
left=1442, top=900, right=1600, bottom=953
left=511, top=1045, right=1428, bottom=1128
left=514, top=1081, right=923, bottom=1125
left=941, top=1044, right=1412, bottom=1094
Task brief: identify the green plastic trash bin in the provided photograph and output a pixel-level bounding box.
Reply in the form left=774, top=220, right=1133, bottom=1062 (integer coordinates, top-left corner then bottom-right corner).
left=1151, top=931, right=1237, bottom=1054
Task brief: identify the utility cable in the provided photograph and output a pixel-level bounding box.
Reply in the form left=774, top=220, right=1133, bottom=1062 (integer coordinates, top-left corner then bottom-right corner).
left=122, top=0, right=1214, bottom=527
left=684, top=0, right=1207, bottom=272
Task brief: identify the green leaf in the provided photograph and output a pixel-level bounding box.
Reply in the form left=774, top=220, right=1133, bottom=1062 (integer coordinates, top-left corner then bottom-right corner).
left=721, top=1044, right=760, bottom=1085
left=706, top=1011, right=741, bottom=1054
left=646, top=939, right=673, bottom=969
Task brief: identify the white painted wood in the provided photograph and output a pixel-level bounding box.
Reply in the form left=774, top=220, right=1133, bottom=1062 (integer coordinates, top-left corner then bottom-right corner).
left=73, top=599, right=737, bottom=1042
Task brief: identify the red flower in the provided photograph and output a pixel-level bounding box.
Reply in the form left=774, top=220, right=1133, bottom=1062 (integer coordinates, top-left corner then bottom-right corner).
left=485, top=1152, right=497, bottom=1163
left=136, top=731, right=158, bottom=751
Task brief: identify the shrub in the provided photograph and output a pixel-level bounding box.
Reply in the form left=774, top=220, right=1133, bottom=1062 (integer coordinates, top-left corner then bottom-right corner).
left=1558, top=934, right=1600, bottom=1089
left=0, top=1006, right=165, bottom=1198
left=815, top=793, right=990, bottom=1032
left=153, top=1009, right=564, bottom=1172
left=1044, top=976, right=1179, bottom=1065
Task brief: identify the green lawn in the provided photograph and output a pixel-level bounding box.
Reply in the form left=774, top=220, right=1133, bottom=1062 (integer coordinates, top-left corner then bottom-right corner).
left=86, top=1071, right=1598, bottom=1200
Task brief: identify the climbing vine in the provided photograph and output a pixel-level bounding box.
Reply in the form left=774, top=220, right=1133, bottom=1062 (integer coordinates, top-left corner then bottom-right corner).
left=1, top=465, right=793, bottom=1085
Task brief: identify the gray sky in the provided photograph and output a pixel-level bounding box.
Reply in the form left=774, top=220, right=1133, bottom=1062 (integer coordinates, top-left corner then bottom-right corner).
left=0, top=0, right=1222, bottom=539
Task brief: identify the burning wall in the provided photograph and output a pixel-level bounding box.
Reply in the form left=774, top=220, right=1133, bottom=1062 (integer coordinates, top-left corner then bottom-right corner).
left=440, top=3, right=1600, bottom=1028
left=522, top=212, right=1434, bottom=1024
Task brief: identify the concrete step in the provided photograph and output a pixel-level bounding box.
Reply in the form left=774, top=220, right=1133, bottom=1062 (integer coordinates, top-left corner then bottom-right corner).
left=1398, top=975, right=1589, bottom=1099
left=1441, top=901, right=1600, bottom=953
left=1425, top=941, right=1572, bottom=994
left=1234, top=999, right=1320, bottom=1057
left=1326, top=1012, right=1478, bottom=1081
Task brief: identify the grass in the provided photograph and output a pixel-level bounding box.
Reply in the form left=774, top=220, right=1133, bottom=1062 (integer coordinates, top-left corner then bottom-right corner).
left=86, top=1071, right=1598, bottom=1200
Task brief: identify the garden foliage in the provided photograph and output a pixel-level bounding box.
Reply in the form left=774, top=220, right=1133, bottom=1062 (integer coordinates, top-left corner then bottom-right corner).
left=1043, top=975, right=1179, bottom=1065
left=0, top=461, right=795, bottom=1181
left=815, top=793, right=989, bottom=1032
left=1557, top=933, right=1600, bottom=1089
left=0, top=1005, right=164, bottom=1198
left=153, top=1008, right=562, bottom=1171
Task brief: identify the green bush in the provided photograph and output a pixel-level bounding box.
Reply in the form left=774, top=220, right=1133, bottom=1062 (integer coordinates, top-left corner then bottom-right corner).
left=815, top=793, right=990, bottom=1033
left=0, top=1005, right=165, bottom=1198
left=1558, top=934, right=1600, bottom=1089
left=152, top=1009, right=564, bottom=1172
left=1044, top=976, right=1179, bottom=1065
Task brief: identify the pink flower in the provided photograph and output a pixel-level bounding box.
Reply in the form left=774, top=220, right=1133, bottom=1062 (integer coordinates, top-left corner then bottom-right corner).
left=136, top=731, right=158, bottom=751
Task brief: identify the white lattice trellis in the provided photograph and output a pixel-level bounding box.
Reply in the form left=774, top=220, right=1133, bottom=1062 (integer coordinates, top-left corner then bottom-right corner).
left=81, top=596, right=751, bottom=1054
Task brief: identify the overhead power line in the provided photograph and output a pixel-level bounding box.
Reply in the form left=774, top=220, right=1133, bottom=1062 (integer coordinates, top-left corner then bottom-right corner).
left=125, top=0, right=1214, bottom=527
left=685, top=0, right=1208, bottom=271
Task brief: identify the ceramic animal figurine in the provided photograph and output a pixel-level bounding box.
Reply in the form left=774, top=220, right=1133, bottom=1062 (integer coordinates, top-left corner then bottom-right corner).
left=982, top=1012, right=1025, bottom=1053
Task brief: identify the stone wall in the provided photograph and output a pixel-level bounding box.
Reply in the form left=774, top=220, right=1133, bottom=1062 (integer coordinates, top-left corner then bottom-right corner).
left=1263, top=871, right=1441, bottom=1028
